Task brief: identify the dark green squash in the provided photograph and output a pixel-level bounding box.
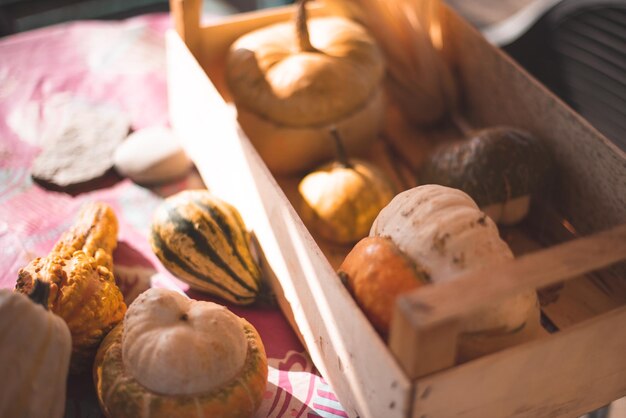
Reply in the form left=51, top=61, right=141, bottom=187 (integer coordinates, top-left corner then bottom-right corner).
left=150, top=190, right=262, bottom=305
left=418, top=126, right=552, bottom=225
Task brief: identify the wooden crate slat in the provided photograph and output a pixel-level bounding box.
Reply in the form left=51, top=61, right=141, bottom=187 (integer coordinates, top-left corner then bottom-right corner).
left=412, top=306, right=626, bottom=418
left=395, top=223, right=626, bottom=331
left=390, top=223, right=626, bottom=379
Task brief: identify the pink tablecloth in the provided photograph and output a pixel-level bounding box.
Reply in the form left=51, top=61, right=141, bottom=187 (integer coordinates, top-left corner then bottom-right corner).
left=0, top=13, right=346, bottom=418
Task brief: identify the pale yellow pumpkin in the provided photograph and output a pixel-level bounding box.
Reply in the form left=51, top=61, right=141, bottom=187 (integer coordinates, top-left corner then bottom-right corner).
left=0, top=280, right=71, bottom=418
left=94, top=288, right=268, bottom=418
left=370, top=185, right=540, bottom=360
left=299, top=159, right=395, bottom=244
left=299, top=130, right=395, bottom=244
left=225, top=0, right=386, bottom=174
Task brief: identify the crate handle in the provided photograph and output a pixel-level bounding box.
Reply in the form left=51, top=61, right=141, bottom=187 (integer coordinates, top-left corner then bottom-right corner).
left=170, top=0, right=202, bottom=57
left=389, top=222, right=626, bottom=379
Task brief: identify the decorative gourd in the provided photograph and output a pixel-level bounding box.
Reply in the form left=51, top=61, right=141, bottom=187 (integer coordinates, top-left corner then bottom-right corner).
left=150, top=190, right=263, bottom=305
left=418, top=126, right=552, bottom=225
left=370, top=185, right=540, bottom=359
left=15, top=202, right=126, bottom=373
left=0, top=280, right=71, bottom=418
left=298, top=129, right=395, bottom=244
left=94, top=288, right=268, bottom=418
left=338, top=236, right=429, bottom=336
left=225, top=0, right=386, bottom=174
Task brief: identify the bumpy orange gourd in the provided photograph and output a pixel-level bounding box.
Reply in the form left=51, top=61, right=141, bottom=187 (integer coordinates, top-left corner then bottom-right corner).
left=15, top=202, right=126, bottom=373
left=94, top=288, right=268, bottom=418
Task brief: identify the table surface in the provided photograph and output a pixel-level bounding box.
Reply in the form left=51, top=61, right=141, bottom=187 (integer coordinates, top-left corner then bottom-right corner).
left=0, top=12, right=346, bottom=418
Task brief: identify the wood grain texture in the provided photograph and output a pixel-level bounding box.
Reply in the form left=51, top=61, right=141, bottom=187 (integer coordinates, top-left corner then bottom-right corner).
left=170, top=0, right=201, bottom=57
left=166, top=29, right=411, bottom=418
left=412, top=306, right=626, bottom=418
left=541, top=275, right=626, bottom=329
left=389, top=302, right=460, bottom=380
left=442, top=5, right=626, bottom=237
left=396, top=223, right=626, bottom=331
left=166, top=3, right=626, bottom=417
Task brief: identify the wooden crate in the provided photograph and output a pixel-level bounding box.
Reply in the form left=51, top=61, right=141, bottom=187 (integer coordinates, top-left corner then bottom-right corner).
left=165, top=1, right=626, bottom=417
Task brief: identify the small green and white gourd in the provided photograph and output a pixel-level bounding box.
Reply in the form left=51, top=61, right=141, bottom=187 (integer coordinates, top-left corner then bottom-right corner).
left=150, top=190, right=263, bottom=305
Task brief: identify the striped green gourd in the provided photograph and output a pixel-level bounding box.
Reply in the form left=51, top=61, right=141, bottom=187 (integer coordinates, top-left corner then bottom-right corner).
left=150, top=190, right=262, bottom=305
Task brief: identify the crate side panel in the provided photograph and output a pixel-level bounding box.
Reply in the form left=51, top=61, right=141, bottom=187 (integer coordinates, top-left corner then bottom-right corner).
left=441, top=5, right=626, bottom=318
left=413, top=307, right=626, bottom=418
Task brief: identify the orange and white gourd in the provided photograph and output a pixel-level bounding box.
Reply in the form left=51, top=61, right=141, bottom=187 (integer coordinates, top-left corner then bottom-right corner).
left=94, top=288, right=268, bottom=418
left=370, top=185, right=540, bottom=358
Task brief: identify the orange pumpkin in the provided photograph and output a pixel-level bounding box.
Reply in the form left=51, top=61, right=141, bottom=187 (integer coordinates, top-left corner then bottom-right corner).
left=339, top=236, right=429, bottom=336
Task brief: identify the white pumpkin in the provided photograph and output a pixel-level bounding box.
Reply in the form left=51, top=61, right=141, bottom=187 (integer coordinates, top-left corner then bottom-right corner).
left=122, top=289, right=248, bottom=395
left=0, top=280, right=71, bottom=418
left=371, top=185, right=540, bottom=358
left=94, top=287, right=268, bottom=418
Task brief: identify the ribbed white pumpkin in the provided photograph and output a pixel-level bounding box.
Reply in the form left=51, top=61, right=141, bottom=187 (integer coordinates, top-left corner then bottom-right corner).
left=225, top=0, right=386, bottom=174
left=94, top=287, right=269, bottom=418
left=0, top=281, right=71, bottom=418
left=370, top=185, right=539, bottom=357
left=122, top=288, right=248, bottom=395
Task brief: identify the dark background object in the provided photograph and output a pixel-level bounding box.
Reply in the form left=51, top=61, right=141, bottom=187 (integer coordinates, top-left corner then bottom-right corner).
left=0, top=0, right=169, bottom=35
left=0, top=0, right=291, bottom=36
left=503, top=0, right=626, bottom=151
left=2, top=0, right=622, bottom=152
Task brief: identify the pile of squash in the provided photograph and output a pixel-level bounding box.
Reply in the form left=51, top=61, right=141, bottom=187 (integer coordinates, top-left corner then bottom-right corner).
left=221, top=0, right=553, bottom=363
left=0, top=2, right=556, bottom=416
left=4, top=200, right=269, bottom=418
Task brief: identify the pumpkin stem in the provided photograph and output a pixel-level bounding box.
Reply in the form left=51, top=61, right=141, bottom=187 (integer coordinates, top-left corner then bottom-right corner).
left=296, top=0, right=318, bottom=53
left=330, top=127, right=353, bottom=169
left=253, top=280, right=277, bottom=309
left=28, top=279, right=50, bottom=310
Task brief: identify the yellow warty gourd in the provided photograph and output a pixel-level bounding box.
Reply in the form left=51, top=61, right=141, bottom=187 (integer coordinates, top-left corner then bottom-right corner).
left=15, top=202, right=126, bottom=373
